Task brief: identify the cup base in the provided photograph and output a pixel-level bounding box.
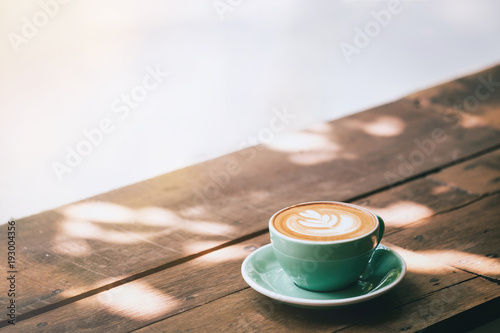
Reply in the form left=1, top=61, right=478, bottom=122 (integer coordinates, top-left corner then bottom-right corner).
left=294, top=280, right=358, bottom=293
left=273, top=246, right=374, bottom=292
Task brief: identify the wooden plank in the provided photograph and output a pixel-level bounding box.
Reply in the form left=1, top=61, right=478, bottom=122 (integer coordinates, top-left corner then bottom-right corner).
left=416, top=298, right=500, bottom=333
left=386, top=193, right=500, bottom=280
left=12, top=234, right=270, bottom=332
left=406, top=64, right=500, bottom=131
left=428, top=149, right=500, bottom=195
left=353, top=178, right=478, bottom=234
left=10, top=174, right=479, bottom=330
left=339, top=278, right=500, bottom=333
left=12, top=240, right=475, bottom=332
left=11, top=70, right=500, bottom=314
left=131, top=245, right=478, bottom=333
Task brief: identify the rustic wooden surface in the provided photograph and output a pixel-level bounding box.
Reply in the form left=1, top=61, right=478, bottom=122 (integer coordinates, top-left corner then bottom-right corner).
left=3, top=64, right=500, bottom=332
left=428, top=149, right=500, bottom=195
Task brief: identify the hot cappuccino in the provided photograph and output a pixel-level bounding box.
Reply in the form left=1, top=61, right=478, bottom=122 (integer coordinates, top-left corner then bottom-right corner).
left=272, top=202, right=377, bottom=242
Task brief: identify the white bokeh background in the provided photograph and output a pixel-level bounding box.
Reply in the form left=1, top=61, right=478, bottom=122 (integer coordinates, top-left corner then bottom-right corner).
left=1, top=0, right=500, bottom=221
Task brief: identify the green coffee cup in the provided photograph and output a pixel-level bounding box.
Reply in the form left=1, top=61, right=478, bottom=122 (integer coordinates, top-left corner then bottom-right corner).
left=269, top=201, right=384, bottom=292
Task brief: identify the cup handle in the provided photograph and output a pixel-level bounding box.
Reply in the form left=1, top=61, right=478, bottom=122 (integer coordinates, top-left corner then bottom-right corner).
left=375, top=214, right=385, bottom=247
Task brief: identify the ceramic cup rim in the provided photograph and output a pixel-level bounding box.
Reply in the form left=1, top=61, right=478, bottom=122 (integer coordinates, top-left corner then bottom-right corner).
left=269, top=201, right=380, bottom=245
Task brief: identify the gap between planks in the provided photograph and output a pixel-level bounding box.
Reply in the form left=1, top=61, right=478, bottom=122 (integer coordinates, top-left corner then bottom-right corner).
left=332, top=277, right=500, bottom=333
left=384, top=188, right=500, bottom=237
left=4, top=228, right=268, bottom=327
left=345, top=143, right=500, bottom=204
left=8, top=146, right=500, bottom=327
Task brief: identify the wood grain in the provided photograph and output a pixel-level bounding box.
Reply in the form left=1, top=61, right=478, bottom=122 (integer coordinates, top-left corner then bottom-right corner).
left=339, top=278, right=500, bottom=333
left=406, top=64, right=500, bottom=131
left=12, top=234, right=270, bottom=332
left=386, top=193, right=500, bottom=280
left=353, top=178, right=478, bottom=234
left=428, top=149, right=500, bottom=195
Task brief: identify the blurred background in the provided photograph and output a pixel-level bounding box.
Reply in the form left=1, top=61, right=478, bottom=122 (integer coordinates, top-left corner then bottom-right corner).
left=1, top=0, right=500, bottom=222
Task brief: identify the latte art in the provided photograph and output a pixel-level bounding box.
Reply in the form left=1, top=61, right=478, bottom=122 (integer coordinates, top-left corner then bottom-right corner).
left=292, top=209, right=361, bottom=237
left=272, top=202, right=377, bottom=241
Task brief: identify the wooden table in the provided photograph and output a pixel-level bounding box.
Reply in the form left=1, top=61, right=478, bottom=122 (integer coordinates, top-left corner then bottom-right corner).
left=5, top=65, right=500, bottom=332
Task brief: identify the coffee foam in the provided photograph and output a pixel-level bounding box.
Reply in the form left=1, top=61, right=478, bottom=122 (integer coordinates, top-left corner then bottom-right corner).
left=272, top=202, right=377, bottom=241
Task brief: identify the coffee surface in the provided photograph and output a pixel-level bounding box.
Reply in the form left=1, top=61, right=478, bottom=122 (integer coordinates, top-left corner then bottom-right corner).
left=272, top=202, right=377, bottom=241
